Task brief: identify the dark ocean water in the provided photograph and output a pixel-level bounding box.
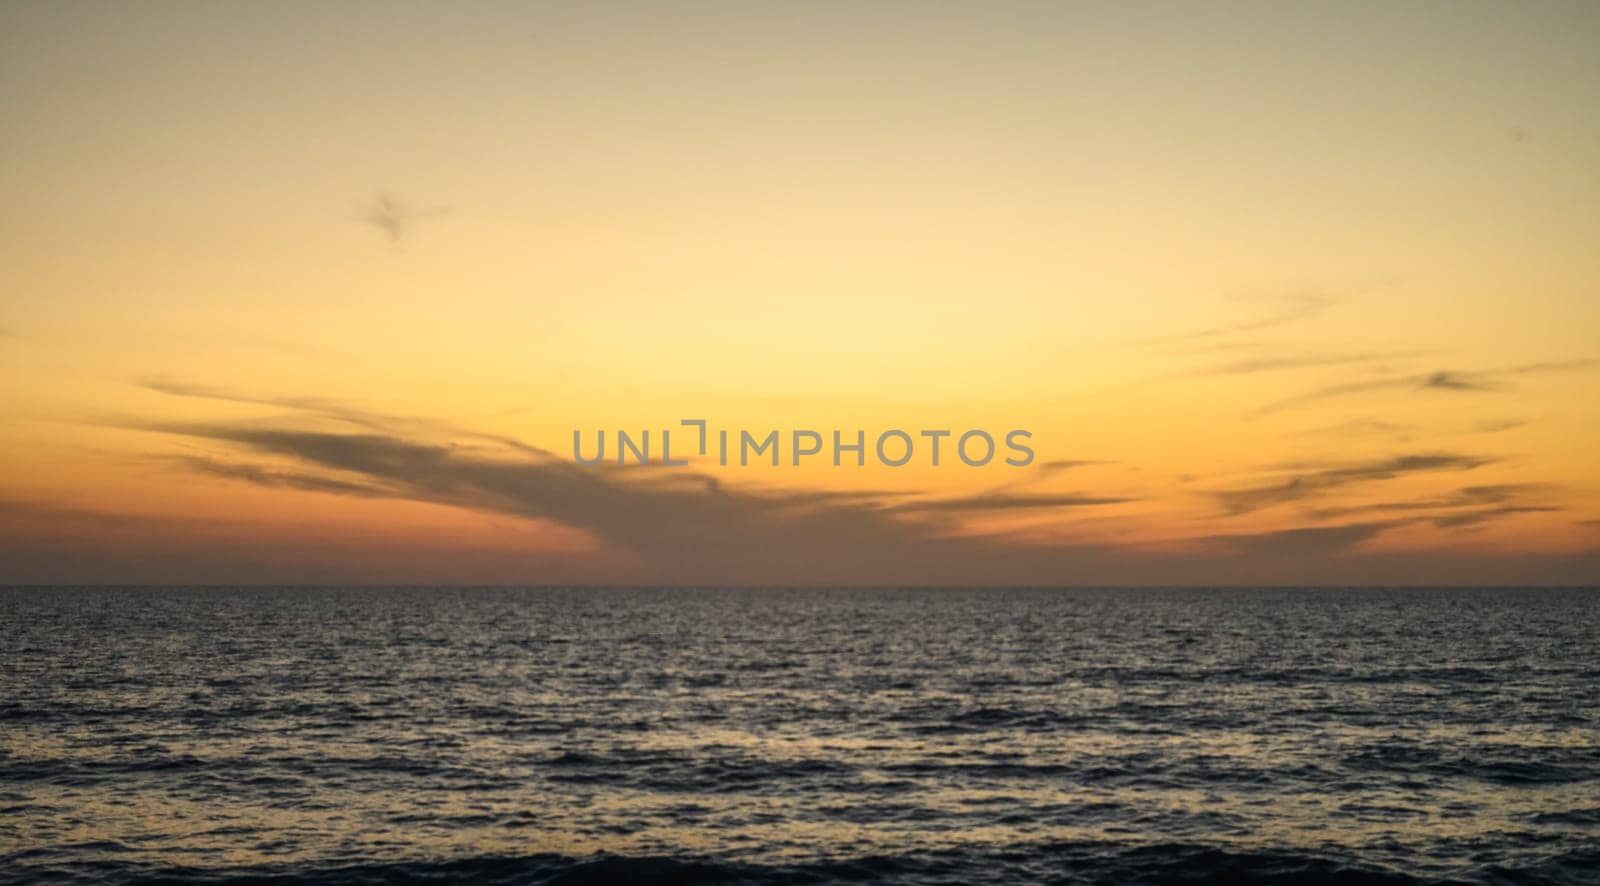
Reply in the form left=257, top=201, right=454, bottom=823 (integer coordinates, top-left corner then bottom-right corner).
left=2, top=587, right=1598, bottom=885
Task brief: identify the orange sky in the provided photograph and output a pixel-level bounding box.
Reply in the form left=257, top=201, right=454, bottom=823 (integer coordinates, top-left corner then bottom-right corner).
left=2, top=2, right=1598, bottom=584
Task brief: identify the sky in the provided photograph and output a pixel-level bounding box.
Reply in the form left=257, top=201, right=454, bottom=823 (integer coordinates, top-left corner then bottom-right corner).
left=2, top=1, right=1598, bottom=585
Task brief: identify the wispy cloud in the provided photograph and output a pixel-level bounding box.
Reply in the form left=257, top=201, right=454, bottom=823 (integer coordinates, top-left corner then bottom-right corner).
left=1294, top=417, right=1528, bottom=443
left=1309, top=483, right=1545, bottom=517
left=1134, top=291, right=1337, bottom=348
left=1039, top=459, right=1108, bottom=473
left=137, top=376, right=553, bottom=457
left=1308, top=484, right=1561, bottom=531
left=163, top=454, right=392, bottom=499
left=1293, top=418, right=1418, bottom=441
left=1253, top=360, right=1596, bottom=415
left=1193, top=520, right=1403, bottom=558
left=1186, top=350, right=1426, bottom=377
left=1209, top=453, right=1497, bottom=515
left=979, top=458, right=1118, bottom=496
left=124, top=419, right=975, bottom=583
left=894, top=493, right=1132, bottom=513
left=1430, top=505, right=1559, bottom=529
left=117, top=371, right=1157, bottom=584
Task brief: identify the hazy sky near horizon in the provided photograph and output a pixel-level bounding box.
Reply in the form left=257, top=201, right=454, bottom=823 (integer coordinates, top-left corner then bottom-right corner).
left=3, top=1, right=1598, bottom=584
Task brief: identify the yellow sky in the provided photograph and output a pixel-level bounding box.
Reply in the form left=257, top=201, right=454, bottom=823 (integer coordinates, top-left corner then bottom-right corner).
left=3, top=1, right=1598, bottom=584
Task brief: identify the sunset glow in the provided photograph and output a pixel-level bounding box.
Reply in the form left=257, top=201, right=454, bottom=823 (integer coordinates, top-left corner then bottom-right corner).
left=3, top=1, right=1598, bottom=584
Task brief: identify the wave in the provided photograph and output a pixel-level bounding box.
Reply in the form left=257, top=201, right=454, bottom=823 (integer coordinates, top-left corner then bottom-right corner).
left=7, top=843, right=1600, bottom=886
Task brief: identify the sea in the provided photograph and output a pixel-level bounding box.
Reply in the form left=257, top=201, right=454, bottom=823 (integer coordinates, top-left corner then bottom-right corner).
left=2, top=587, right=1597, bottom=884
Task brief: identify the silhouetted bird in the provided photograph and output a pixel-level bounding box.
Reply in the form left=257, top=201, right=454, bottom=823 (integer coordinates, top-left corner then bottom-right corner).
left=361, top=192, right=448, bottom=243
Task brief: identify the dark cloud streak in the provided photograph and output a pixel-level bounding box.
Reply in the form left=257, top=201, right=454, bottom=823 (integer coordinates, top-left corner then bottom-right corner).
left=1254, top=359, right=1595, bottom=416
left=138, top=377, right=554, bottom=458
left=1192, top=521, right=1401, bottom=557
left=1188, top=351, right=1427, bottom=377
left=1210, top=453, right=1496, bottom=515
left=1430, top=506, right=1559, bottom=529
left=165, top=455, right=392, bottom=499
left=894, top=493, right=1132, bottom=513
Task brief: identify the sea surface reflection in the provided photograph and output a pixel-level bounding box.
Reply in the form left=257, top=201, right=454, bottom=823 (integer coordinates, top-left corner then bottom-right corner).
left=2, top=587, right=1597, bottom=883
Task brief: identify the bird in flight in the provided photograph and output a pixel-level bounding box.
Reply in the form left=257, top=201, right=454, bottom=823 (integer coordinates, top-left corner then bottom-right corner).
left=362, top=192, right=449, bottom=243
